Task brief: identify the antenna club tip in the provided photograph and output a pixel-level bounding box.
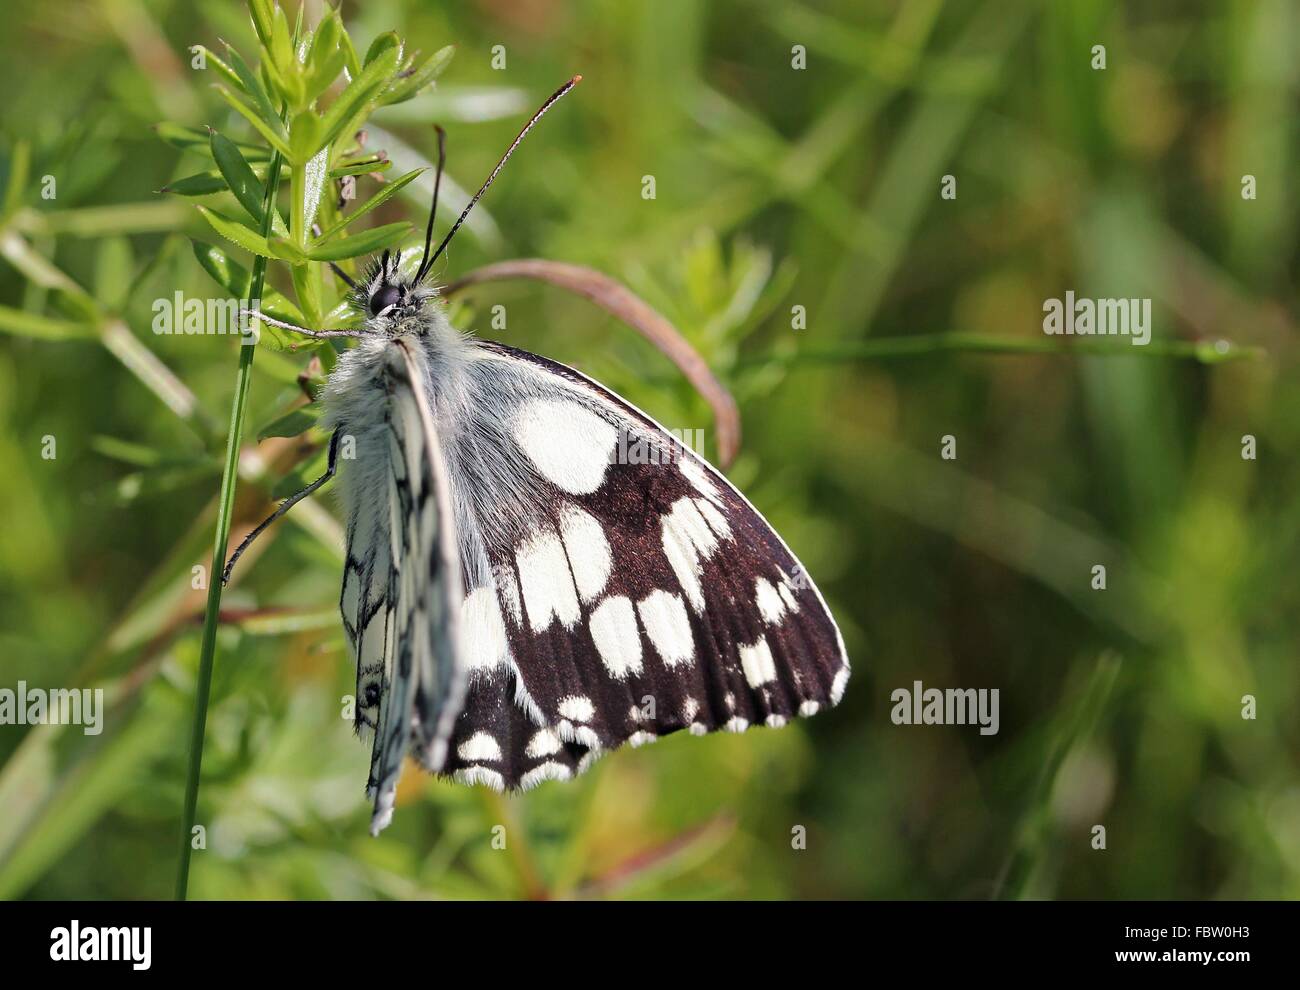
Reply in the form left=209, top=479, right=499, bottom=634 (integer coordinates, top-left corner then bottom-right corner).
left=571, top=74, right=583, bottom=84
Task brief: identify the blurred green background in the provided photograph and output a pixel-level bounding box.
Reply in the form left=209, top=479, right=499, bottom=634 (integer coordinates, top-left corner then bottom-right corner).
left=1, top=0, right=1297, bottom=900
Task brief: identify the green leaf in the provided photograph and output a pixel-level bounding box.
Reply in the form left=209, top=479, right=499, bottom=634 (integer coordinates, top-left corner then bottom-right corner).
left=191, top=241, right=303, bottom=319
left=329, top=157, right=392, bottom=178
left=314, top=48, right=400, bottom=157
left=289, top=261, right=321, bottom=325
left=196, top=205, right=275, bottom=257
left=210, top=130, right=288, bottom=236
left=382, top=44, right=456, bottom=105
left=303, top=11, right=345, bottom=99
left=319, top=168, right=424, bottom=239
left=265, top=4, right=305, bottom=109
left=214, top=86, right=293, bottom=159
left=225, top=44, right=283, bottom=136
left=259, top=47, right=294, bottom=109
left=289, top=112, right=323, bottom=164
left=192, top=45, right=243, bottom=90
left=190, top=240, right=303, bottom=346
left=159, top=170, right=229, bottom=196
left=191, top=239, right=250, bottom=296
left=268, top=4, right=294, bottom=74
left=364, top=32, right=401, bottom=67
left=258, top=405, right=320, bottom=441
left=306, top=221, right=411, bottom=261
left=338, top=26, right=363, bottom=80
left=247, top=0, right=274, bottom=47
left=307, top=12, right=340, bottom=70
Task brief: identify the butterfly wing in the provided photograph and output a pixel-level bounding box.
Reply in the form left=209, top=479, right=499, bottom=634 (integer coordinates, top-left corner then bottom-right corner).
left=337, top=338, right=465, bottom=832
left=443, top=341, right=849, bottom=789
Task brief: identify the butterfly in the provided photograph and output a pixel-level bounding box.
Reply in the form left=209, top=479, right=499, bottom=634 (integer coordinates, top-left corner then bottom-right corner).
left=224, top=77, right=850, bottom=834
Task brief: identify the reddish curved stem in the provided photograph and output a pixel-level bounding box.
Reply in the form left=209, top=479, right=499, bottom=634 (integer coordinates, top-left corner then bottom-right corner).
left=442, top=259, right=741, bottom=468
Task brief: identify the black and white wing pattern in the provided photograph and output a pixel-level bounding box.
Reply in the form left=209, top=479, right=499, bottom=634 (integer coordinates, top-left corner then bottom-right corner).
left=440, top=341, right=849, bottom=790
left=334, top=338, right=466, bottom=833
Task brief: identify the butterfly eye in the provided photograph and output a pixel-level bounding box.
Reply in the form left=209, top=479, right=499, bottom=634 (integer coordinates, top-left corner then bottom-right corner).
left=368, top=283, right=403, bottom=316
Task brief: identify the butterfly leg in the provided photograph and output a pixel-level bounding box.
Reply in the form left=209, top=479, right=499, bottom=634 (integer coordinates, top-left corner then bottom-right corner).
left=222, top=427, right=344, bottom=585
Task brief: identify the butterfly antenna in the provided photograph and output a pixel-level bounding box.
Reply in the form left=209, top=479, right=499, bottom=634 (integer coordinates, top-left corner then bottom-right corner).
left=413, top=125, right=447, bottom=284
left=417, top=74, right=582, bottom=282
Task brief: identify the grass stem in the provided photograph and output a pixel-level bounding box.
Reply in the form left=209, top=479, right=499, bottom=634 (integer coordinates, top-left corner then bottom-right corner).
left=174, top=147, right=285, bottom=901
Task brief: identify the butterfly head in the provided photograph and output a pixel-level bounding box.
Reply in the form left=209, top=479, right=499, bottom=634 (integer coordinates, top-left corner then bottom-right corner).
left=356, top=249, right=436, bottom=335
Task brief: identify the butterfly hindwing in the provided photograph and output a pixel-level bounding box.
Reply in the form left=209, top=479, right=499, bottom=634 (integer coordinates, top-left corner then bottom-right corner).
left=442, top=669, right=593, bottom=790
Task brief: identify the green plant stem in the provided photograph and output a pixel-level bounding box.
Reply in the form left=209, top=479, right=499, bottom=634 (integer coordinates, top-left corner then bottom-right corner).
left=174, top=146, right=285, bottom=902
left=735, top=333, right=1264, bottom=368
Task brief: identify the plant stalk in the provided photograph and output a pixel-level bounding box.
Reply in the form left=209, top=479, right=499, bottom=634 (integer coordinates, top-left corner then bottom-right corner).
left=174, top=147, right=285, bottom=901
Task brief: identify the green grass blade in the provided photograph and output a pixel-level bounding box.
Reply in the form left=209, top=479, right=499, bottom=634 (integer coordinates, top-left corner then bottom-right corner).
left=174, top=143, right=286, bottom=902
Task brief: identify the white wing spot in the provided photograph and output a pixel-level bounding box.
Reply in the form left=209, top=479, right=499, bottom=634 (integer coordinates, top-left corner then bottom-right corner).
left=831, top=665, right=850, bottom=705
left=765, top=714, right=787, bottom=729
left=627, top=731, right=657, bottom=747
left=636, top=590, right=695, bottom=667
left=516, top=528, right=581, bottom=632
left=799, top=700, right=820, bottom=717
left=513, top=398, right=618, bottom=494
left=739, top=637, right=777, bottom=687
left=689, top=721, right=708, bottom=736
left=454, top=766, right=506, bottom=791
left=724, top=716, right=749, bottom=733
left=559, top=504, right=612, bottom=603
left=679, top=457, right=724, bottom=506
left=755, top=577, right=787, bottom=625
left=520, top=762, right=572, bottom=789
left=555, top=722, right=601, bottom=749
left=681, top=697, right=700, bottom=722
left=457, top=731, right=502, bottom=762
left=559, top=695, right=595, bottom=723
left=460, top=587, right=509, bottom=672
left=661, top=497, right=725, bottom=612
left=526, top=728, right=562, bottom=758
left=695, top=497, right=731, bottom=540
left=778, top=581, right=800, bottom=612
left=589, top=596, right=643, bottom=678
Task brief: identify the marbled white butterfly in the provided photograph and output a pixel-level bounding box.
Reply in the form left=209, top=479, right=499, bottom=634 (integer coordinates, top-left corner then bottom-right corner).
left=225, top=77, right=850, bottom=834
